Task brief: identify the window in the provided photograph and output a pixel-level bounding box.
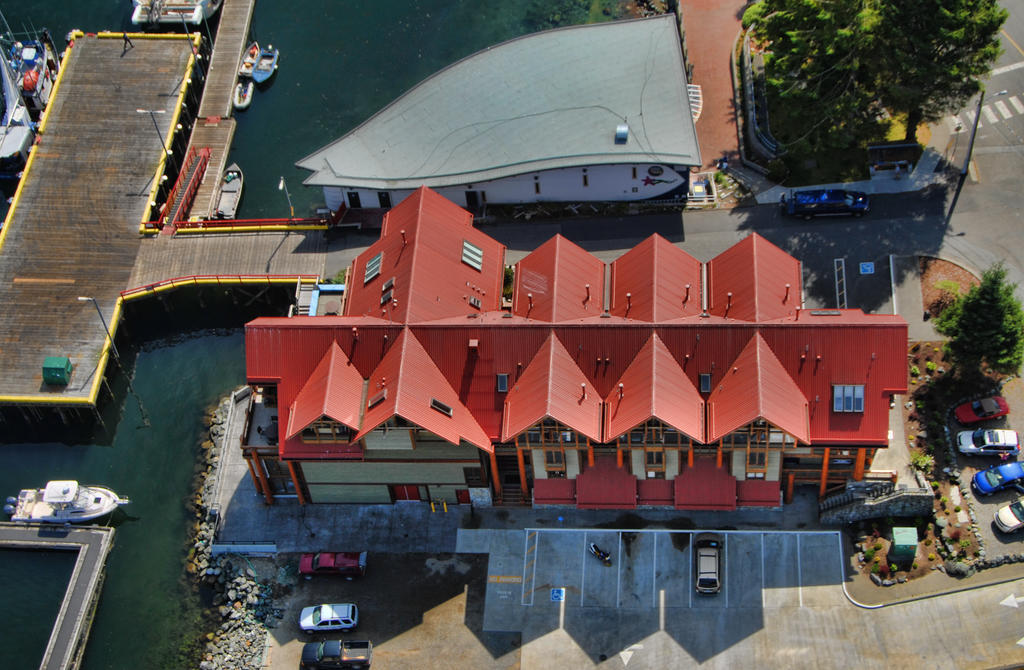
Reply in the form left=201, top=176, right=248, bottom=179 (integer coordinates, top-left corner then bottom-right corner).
left=699, top=373, right=712, bottom=393
left=364, top=252, right=382, bottom=283
left=583, top=172, right=589, bottom=187
left=301, top=419, right=350, bottom=444
left=367, top=389, right=387, bottom=409
left=645, top=448, right=665, bottom=476
left=534, top=181, right=541, bottom=194
left=347, top=192, right=361, bottom=208
left=632, top=166, right=637, bottom=179
left=380, top=289, right=393, bottom=305
left=545, top=449, right=565, bottom=477
left=430, top=398, right=454, bottom=417
left=833, top=385, right=865, bottom=413
left=496, top=374, right=509, bottom=393
left=378, top=191, right=392, bottom=208
left=462, top=240, right=484, bottom=271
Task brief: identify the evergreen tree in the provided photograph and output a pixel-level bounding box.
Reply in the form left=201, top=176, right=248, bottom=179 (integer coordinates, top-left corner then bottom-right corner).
left=935, top=264, right=1024, bottom=375
left=876, top=0, right=1006, bottom=142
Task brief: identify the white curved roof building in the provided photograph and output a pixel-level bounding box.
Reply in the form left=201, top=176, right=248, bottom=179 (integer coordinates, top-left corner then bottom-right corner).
left=298, top=15, right=701, bottom=210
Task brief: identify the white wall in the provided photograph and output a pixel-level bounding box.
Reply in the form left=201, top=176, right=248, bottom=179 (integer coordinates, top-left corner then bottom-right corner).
left=323, top=163, right=691, bottom=210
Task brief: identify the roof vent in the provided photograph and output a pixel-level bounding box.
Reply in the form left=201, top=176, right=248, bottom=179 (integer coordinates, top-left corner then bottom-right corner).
left=615, top=124, right=629, bottom=144
left=468, top=296, right=482, bottom=310
left=430, top=398, right=454, bottom=417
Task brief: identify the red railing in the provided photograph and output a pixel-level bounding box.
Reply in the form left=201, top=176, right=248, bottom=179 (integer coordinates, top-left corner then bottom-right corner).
left=154, top=146, right=211, bottom=230
left=172, top=216, right=328, bottom=231
left=120, top=273, right=320, bottom=301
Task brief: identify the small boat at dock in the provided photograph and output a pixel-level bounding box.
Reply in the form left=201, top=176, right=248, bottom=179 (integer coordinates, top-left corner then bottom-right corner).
left=233, top=78, right=254, bottom=110
left=238, top=41, right=259, bottom=78
left=215, top=163, right=243, bottom=218
left=6, top=28, right=59, bottom=120
left=131, top=0, right=224, bottom=26
left=251, top=44, right=279, bottom=85
left=5, top=480, right=130, bottom=523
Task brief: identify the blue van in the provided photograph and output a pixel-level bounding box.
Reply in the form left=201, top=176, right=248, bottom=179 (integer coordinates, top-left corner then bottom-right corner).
left=781, top=189, right=869, bottom=219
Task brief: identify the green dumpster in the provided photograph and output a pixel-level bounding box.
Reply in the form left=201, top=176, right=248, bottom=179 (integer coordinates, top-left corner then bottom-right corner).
left=42, top=356, right=73, bottom=385
left=889, top=526, right=918, bottom=566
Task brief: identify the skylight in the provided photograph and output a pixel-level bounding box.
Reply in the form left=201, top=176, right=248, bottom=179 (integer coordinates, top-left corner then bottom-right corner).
left=462, top=240, right=483, bottom=271
left=364, top=252, right=382, bottom=283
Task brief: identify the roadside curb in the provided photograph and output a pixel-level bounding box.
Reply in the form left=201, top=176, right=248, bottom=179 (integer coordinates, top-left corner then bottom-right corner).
left=842, top=570, right=1024, bottom=609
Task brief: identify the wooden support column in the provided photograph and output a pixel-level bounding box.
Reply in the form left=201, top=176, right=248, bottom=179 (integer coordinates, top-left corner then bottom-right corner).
left=287, top=461, right=306, bottom=505
left=616, top=446, right=623, bottom=468
left=819, top=448, right=831, bottom=498
left=516, top=447, right=528, bottom=499
left=716, top=441, right=722, bottom=468
left=853, top=448, right=866, bottom=481
left=687, top=446, right=694, bottom=468
left=588, top=443, right=594, bottom=468
left=252, top=451, right=274, bottom=505
left=489, top=450, right=502, bottom=501
left=785, top=473, right=795, bottom=504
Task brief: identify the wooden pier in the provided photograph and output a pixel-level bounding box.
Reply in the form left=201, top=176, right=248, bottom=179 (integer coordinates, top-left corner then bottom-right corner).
left=0, top=523, right=116, bottom=670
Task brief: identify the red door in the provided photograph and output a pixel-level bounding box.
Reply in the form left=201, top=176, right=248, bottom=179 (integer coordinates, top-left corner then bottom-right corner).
left=455, top=489, right=470, bottom=504
left=390, top=484, right=420, bottom=501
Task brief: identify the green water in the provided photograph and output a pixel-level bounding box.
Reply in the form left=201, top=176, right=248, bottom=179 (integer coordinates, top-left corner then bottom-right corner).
left=0, top=1, right=636, bottom=667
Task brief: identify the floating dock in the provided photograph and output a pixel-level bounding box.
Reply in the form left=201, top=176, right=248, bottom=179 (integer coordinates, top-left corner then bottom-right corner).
left=0, top=523, right=116, bottom=670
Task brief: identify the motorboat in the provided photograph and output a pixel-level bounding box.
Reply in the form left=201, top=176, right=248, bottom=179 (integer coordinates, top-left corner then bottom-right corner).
left=0, top=45, right=35, bottom=178
left=131, top=0, right=224, bottom=26
left=251, top=44, right=279, bottom=85
left=6, top=28, right=59, bottom=120
left=233, top=78, right=254, bottom=111
left=238, top=42, right=259, bottom=78
left=5, top=480, right=130, bottom=523
left=215, top=163, right=243, bottom=218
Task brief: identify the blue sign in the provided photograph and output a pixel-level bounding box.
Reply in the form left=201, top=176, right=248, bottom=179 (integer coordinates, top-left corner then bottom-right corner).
left=551, top=588, right=565, bottom=602
left=859, top=262, right=875, bottom=275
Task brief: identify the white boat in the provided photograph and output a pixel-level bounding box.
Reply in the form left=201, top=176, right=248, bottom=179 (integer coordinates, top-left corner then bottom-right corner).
left=215, top=163, right=243, bottom=218
left=0, top=43, right=35, bottom=178
left=6, top=29, right=59, bottom=120
left=233, top=78, right=253, bottom=110
left=5, top=480, right=130, bottom=523
left=131, top=0, right=224, bottom=26
left=238, top=42, right=259, bottom=78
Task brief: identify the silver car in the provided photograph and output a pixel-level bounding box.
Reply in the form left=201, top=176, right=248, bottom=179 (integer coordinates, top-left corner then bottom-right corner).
left=694, top=534, right=722, bottom=594
left=995, top=498, right=1024, bottom=533
left=956, top=429, right=1019, bottom=456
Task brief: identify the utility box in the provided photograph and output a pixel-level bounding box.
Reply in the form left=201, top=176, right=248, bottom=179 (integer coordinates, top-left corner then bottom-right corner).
left=889, top=526, right=918, bottom=565
left=42, top=356, right=73, bottom=385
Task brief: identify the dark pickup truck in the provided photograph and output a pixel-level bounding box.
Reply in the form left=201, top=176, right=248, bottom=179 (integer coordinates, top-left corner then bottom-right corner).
left=300, top=640, right=372, bottom=669
left=781, top=189, right=869, bottom=219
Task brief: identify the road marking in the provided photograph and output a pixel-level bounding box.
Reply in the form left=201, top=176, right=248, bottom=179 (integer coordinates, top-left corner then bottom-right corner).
left=616, top=531, right=623, bottom=609
left=659, top=589, right=665, bottom=631
left=1011, top=96, right=1024, bottom=114
left=559, top=594, right=565, bottom=629
left=488, top=575, right=523, bottom=583
left=1002, top=30, right=1024, bottom=60
left=999, top=593, right=1024, bottom=607
left=761, top=533, right=766, bottom=609
left=995, top=100, right=1013, bottom=119
left=620, top=644, right=643, bottom=666
left=992, top=60, right=1024, bottom=76
left=580, top=533, right=588, bottom=607
left=652, top=532, right=658, bottom=608
left=797, top=534, right=803, bottom=608
left=964, top=109, right=981, bottom=129
left=688, top=533, right=693, bottom=609
left=983, top=105, right=999, bottom=123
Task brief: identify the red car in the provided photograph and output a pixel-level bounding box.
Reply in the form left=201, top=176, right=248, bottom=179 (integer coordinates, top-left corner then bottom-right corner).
left=299, top=551, right=367, bottom=579
left=955, top=396, right=1010, bottom=424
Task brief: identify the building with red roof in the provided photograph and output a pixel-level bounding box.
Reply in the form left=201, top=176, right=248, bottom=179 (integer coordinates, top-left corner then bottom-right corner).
left=241, top=187, right=907, bottom=509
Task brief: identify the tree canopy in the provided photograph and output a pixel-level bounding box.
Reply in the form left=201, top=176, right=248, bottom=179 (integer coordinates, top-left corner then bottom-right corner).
left=935, top=264, right=1024, bottom=376
left=757, top=0, right=1007, bottom=143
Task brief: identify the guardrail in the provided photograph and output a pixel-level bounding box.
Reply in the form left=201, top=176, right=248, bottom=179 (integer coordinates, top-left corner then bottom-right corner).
left=120, top=273, right=319, bottom=301
left=172, top=216, right=328, bottom=233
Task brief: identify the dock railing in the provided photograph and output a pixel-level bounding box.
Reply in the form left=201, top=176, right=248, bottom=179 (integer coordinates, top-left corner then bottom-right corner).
left=120, top=273, right=319, bottom=301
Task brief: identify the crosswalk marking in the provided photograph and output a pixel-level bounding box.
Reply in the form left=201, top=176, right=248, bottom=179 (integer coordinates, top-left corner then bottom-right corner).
left=995, top=100, right=1013, bottom=119
left=1010, top=96, right=1024, bottom=114
left=983, top=105, right=1000, bottom=123
left=964, top=109, right=980, bottom=128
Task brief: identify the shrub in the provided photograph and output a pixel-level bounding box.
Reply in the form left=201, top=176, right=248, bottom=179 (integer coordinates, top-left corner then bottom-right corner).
left=912, top=562, right=919, bottom=570
left=930, top=481, right=939, bottom=490
left=928, top=553, right=937, bottom=561
left=864, top=548, right=876, bottom=562
left=954, top=505, right=961, bottom=513
left=878, top=563, right=890, bottom=577
left=910, top=365, right=920, bottom=376
left=871, top=562, right=880, bottom=574
left=741, top=2, right=768, bottom=28
left=940, top=496, right=948, bottom=505
left=959, top=538, right=971, bottom=549
left=924, top=538, right=932, bottom=546
left=890, top=563, right=898, bottom=573
left=948, top=528, right=962, bottom=541
left=911, top=451, right=934, bottom=471
left=873, top=542, right=883, bottom=551
left=925, top=361, right=937, bottom=373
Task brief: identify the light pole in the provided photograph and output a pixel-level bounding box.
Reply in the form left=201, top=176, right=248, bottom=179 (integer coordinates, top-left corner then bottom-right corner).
left=78, top=296, right=119, bottom=361
left=278, top=176, right=294, bottom=219
left=962, top=89, right=1007, bottom=176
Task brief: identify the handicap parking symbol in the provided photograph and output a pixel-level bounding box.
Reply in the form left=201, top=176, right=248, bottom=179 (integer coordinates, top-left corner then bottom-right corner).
left=859, top=262, right=874, bottom=275
left=550, top=588, right=565, bottom=602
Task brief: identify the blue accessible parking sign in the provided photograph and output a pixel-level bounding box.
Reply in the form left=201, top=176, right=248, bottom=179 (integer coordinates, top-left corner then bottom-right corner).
left=550, top=588, right=565, bottom=602
left=859, top=262, right=874, bottom=275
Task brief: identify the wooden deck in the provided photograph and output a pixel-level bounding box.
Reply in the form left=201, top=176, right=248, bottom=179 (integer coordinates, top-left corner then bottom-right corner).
left=0, top=34, right=198, bottom=405
left=189, top=116, right=237, bottom=218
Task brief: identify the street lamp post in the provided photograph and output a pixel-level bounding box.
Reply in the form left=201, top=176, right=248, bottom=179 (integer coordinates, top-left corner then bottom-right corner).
left=278, top=176, right=294, bottom=219
left=77, top=296, right=119, bottom=361
left=962, top=89, right=1008, bottom=176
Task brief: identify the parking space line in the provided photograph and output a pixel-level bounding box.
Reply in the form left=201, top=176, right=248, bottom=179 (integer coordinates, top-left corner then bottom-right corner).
left=797, top=533, right=803, bottom=608
left=761, top=533, right=766, bottom=609
left=580, top=532, right=587, bottom=607
left=616, top=531, right=623, bottom=609
left=529, top=532, right=539, bottom=606
left=652, top=532, right=658, bottom=608
left=659, top=589, right=665, bottom=630
left=688, top=532, right=693, bottom=608
left=1011, top=96, right=1024, bottom=114
left=724, top=533, right=729, bottom=608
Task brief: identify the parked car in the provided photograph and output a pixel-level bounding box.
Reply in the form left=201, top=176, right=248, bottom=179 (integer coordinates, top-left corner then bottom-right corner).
left=694, top=534, right=722, bottom=594
left=956, top=429, right=1020, bottom=456
left=994, top=497, right=1024, bottom=533
left=299, top=603, right=359, bottom=634
left=300, top=551, right=368, bottom=579
left=300, top=640, right=373, bottom=669
left=780, top=189, right=869, bottom=219
left=971, top=461, right=1024, bottom=495
left=955, top=396, right=1010, bottom=424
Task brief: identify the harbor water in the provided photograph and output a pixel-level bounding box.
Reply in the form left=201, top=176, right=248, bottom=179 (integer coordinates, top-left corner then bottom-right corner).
left=0, top=1, right=640, bottom=667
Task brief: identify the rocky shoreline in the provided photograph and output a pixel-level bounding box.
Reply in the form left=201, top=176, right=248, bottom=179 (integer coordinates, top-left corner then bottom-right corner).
left=187, top=395, right=285, bottom=670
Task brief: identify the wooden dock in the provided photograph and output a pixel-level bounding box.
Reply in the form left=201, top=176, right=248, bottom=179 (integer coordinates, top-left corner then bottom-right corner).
left=0, top=523, right=116, bottom=670
left=189, top=0, right=255, bottom=219
left=0, top=34, right=200, bottom=406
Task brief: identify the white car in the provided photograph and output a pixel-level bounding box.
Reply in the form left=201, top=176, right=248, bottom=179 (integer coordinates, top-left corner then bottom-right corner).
left=299, top=603, right=358, bottom=634
left=995, top=498, right=1024, bottom=533
left=956, top=429, right=1019, bottom=456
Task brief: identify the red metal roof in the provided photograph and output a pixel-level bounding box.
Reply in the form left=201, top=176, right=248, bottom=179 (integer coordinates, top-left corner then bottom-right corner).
left=576, top=455, right=636, bottom=509
left=512, top=235, right=605, bottom=322
left=707, top=234, right=802, bottom=322
left=354, top=329, right=492, bottom=451
left=609, top=234, right=702, bottom=321
left=286, top=342, right=365, bottom=439
left=343, top=186, right=506, bottom=323
left=605, top=332, right=704, bottom=441
left=501, top=332, right=604, bottom=443
left=707, top=332, right=810, bottom=443
left=674, top=458, right=736, bottom=510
